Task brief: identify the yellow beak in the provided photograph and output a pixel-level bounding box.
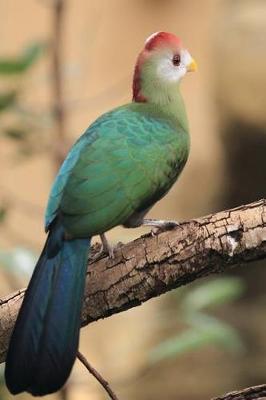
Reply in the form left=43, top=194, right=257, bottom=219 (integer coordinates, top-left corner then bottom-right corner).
left=187, top=59, right=197, bottom=72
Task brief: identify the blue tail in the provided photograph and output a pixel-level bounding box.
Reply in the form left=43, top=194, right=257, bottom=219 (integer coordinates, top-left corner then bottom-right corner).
left=5, top=221, right=90, bottom=396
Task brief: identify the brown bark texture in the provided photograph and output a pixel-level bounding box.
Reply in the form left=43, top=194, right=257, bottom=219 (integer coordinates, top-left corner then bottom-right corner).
left=212, top=384, right=266, bottom=400
left=0, top=199, right=266, bottom=366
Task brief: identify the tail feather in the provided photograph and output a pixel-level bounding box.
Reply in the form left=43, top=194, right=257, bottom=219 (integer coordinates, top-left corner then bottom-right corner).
left=5, top=222, right=90, bottom=396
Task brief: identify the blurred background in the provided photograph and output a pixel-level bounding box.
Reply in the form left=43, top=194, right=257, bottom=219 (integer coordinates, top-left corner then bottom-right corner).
left=0, top=0, right=266, bottom=399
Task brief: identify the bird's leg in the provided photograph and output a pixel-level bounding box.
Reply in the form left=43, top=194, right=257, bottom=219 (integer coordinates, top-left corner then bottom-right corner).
left=100, top=233, right=114, bottom=259
left=90, top=233, right=114, bottom=261
left=141, top=218, right=179, bottom=235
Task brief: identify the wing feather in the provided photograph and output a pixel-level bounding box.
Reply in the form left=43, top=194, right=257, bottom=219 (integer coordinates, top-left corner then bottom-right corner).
left=45, top=104, right=189, bottom=237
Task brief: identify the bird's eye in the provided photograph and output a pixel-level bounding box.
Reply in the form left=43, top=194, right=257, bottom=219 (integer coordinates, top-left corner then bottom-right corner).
left=172, top=54, right=181, bottom=66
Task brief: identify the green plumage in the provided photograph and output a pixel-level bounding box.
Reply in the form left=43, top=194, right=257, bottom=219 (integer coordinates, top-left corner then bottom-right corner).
left=6, top=31, right=194, bottom=396
left=46, top=103, right=189, bottom=236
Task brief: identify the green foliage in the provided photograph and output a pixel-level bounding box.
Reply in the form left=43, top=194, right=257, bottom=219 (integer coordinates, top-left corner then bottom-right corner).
left=0, top=364, right=6, bottom=400
left=0, top=91, right=17, bottom=113
left=0, top=42, right=46, bottom=75
left=182, top=277, right=245, bottom=311
left=0, top=247, right=36, bottom=277
left=0, top=41, right=47, bottom=159
left=3, top=127, right=29, bottom=141
left=0, top=207, right=7, bottom=224
left=150, top=323, right=242, bottom=363
left=149, top=277, right=245, bottom=364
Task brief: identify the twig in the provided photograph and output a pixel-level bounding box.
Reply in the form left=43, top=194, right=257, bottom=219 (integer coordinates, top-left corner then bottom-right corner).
left=77, top=351, right=119, bottom=400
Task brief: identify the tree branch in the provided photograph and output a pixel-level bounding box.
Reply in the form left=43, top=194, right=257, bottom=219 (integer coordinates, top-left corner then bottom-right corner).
left=212, top=384, right=266, bottom=400
left=0, top=199, right=265, bottom=366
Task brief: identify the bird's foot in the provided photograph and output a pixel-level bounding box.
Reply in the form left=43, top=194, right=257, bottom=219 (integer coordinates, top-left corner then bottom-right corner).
left=100, top=233, right=114, bottom=259
left=141, top=219, right=179, bottom=236
left=90, top=233, right=114, bottom=261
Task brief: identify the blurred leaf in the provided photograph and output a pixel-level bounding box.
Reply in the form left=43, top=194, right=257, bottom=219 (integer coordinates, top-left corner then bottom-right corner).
left=186, top=312, right=244, bottom=351
left=0, top=247, right=36, bottom=277
left=17, top=145, right=35, bottom=158
left=0, top=91, right=17, bottom=112
left=3, top=127, right=29, bottom=141
left=0, top=206, right=7, bottom=224
left=0, top=364, right=4, bottom=383
left=149, top=313, right=244, bottom=364
left=0, top=42, right=46, bottom=75
left=22, top=42, right=46, bottom=68
left=0, top=364, right=6, bottom=400
left=182, top=277, right=245, bottom=312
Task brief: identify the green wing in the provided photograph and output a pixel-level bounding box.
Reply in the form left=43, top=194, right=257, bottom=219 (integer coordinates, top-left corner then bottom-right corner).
left=45, top=133, right=91, bottom=230
left=45, top=104, right=189, bottom=237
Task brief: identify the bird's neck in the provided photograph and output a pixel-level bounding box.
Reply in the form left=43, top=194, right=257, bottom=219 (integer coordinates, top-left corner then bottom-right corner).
left=133, top=72, right=188, bottom=131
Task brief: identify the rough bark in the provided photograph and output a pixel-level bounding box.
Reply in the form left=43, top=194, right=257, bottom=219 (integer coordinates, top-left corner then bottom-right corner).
left=0, top=199, right=266, bottom=365
left=212, top=384, right=266, bottom=400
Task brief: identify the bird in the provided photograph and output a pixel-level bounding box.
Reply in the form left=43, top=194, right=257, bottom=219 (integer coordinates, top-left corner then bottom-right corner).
left=5, top=31, right=197, bottom=396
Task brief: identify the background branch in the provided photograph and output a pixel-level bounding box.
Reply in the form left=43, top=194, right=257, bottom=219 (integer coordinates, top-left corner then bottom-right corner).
left=51, top=0, right=67, bottom=169
left=212, top=384, right=266, bottom=400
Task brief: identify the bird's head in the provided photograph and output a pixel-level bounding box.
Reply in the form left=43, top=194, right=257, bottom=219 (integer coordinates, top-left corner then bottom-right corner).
left=133, top=32, right=197, bottom=103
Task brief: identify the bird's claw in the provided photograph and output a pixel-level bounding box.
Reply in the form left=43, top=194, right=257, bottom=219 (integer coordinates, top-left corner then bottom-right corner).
left=90, top=244, right=114, bottom=262
left=158, top=220, right=179, bottom=230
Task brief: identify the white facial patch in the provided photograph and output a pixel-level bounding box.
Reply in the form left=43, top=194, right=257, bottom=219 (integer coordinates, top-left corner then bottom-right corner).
left=156, top=49, right=194, bottom=83
left=181, top=49, right=194, bottom=69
